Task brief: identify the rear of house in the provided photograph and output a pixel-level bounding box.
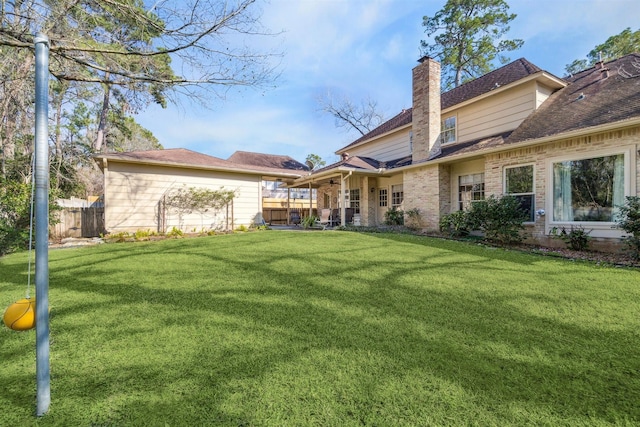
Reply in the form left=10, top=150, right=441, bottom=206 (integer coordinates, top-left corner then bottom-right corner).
left=292, top=54, right=640, bottom=249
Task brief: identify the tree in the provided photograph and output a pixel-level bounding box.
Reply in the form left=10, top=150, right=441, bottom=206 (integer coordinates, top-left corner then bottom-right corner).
left=565, top=27, right=640, bottom=75
left=421, top=0, right=524, bottom=90
left=305, top=154, right=326, bottom=171
left=317, top=92, right=386, bottom=136
left=0, top=0, right=278, bottom=98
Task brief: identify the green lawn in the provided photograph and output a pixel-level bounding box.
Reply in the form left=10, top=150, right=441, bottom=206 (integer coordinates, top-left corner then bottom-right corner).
left=1, top=231, right=639, bottom=426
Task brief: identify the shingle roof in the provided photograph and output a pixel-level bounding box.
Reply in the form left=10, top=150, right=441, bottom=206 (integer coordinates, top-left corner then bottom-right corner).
left=227, top=151, right=309, bottom=171
left=97, top=148, right=232, bottom=168
left=95, top=148, right=307, bottom=177
left=314, top=155, right=382, bottom=174
left=337, top=58, right=544, bottom=153
left=506, top=53, right=640, bottom=144
left=441, top=58, right=543, bottom=109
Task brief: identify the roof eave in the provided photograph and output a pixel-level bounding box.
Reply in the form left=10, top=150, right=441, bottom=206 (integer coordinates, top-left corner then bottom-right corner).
left=93, top=155, right=307, bottom=179
left=393, top=117, right=640, bottom=171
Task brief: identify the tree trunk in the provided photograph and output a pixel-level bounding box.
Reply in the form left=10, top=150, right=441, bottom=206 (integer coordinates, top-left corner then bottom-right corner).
left=94, top=79, right=111, bottom=153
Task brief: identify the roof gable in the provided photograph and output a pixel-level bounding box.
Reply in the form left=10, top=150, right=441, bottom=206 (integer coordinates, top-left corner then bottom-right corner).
left=337, top=58, right=548, bottom=153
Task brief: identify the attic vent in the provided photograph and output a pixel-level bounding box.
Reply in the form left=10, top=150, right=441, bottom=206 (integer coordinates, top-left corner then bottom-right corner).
left=576, top=93, right=586, bottom=101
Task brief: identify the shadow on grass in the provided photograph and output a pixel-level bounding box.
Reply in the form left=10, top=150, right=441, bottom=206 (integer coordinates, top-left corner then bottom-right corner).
left=2, top=232, right=639, bottom=424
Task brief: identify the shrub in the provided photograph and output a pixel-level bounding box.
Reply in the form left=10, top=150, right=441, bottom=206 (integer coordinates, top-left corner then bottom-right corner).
left=550, top=225, right=591, bottom=251
left=166, top=227, right=184, bottom=238
left=405, top=208, right=423, bottom=230
left=384, top=208, right=404, bottom=226
left=439, top=210, right=470, bottom=237
left=466, top=195, right=527, bottom=245
left=615, top=196, right=640, bottom=260
left=134, top=229, right=153, bottom=241
left=301, top=215, right=318, bottom=229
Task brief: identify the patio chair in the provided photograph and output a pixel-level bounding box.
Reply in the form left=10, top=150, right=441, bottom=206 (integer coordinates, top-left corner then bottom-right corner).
left=315, top=208, right=331, bottom=230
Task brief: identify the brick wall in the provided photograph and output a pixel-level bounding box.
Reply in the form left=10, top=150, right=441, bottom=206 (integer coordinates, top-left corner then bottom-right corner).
left=412, top=57, right=441, bottom=163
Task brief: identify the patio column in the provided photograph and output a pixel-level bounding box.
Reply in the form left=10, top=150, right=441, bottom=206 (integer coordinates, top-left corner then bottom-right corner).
left=340, top=175, right=346, bottom=225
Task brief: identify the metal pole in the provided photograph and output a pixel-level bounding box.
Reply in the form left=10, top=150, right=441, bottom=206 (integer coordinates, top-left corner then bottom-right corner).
left=34, top=32, right=51, bottom=417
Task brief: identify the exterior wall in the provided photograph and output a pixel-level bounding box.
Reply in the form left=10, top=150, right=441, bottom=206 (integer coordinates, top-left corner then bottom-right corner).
left=449, top=159, right=486, bottom=212
left=484, top=126, right=640, bottom=249
left=535, top=82, right=554, bottom=108
left=370, top=174, right=404, bottom=226
left=404, top=164, right=450, bottom=230
left=447, top=81, right=538, bottom=144
left=104, top=162, right=262, bottom=233
left=346, top=127, right=411, bottom=161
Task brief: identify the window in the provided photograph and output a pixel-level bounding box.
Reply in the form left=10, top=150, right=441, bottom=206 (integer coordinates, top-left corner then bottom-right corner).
left=458, top=173, right=484, bottom=210
left=409, top=131, right=413, bottom=153
left=391, top=184, right=403, bottom=208
left=350, top=189, right=360, bottom=213
left=505, top=165, right=535, bottom=222
left=379, top=188, right=388, bottom=207
left=552, top=154, right=625, bottom=222
left=440, top=116, right=456, bottom=144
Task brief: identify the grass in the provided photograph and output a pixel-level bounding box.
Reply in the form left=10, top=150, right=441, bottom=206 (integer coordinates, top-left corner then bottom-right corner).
left=1, top=230, right=639, bottom=426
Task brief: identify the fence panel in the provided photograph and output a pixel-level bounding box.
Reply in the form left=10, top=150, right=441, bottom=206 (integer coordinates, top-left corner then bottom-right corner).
left=51, top=207, right=104, bottom=238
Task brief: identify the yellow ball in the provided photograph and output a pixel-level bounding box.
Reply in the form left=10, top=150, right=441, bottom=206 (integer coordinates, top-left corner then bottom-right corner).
left=3, top=298, right=36, bottom=331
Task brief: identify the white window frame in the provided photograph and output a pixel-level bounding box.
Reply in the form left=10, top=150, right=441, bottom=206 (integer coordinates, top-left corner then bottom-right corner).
left=391, top=184, right=404, bottom=208
left=504, top=163, right=535, bottom=223
left=379, top=188, right=388, bottom=207
left=439, top=115, right=457, bottom=144
left=350, top=188, right=360, bottom=214
left=458, top=173, right=484, bottom=211
left=545, top=145, right=636, bottom=238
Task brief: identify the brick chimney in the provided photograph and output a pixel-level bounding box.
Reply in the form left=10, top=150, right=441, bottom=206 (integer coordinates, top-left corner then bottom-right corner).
left=411, top=56, right=441, bottom=162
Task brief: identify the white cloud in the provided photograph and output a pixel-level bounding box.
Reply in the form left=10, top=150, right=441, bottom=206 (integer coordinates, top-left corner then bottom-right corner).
left=136, top=0, right=640, bottom=166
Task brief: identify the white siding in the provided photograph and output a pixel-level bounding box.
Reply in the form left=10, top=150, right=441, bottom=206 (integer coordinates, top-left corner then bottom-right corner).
left=347, top=128, right=411, bottom=161
left=535, top=82, right=554, bottom=108
left=451, top=81, right=538, bottom=144
left=104, top=162, right=261, bottom=233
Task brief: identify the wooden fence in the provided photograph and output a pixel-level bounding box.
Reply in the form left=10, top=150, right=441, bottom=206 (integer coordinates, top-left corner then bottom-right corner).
left=262, top=208, right=316, bottom=225
left=51, top=207, right=105, bottom=238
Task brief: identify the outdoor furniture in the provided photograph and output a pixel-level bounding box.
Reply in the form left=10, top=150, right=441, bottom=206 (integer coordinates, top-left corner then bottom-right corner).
left=289, top=210, right=301, bottom=225
left=315, top=209, right=332, bottom=229
left=330, top=209, right=340, bottom=226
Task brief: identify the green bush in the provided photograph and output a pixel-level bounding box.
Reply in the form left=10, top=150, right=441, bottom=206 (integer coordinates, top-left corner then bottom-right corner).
left=615, top=196, right=640, bottom=260
left=166, top=227, right=184, bottom=238
left=0, top=180, right=32, bottom=256
left=384, top=207, right=404, bottom=226
left=301, top=215, right=318, bottom=229
left=439, top=210, right=470, bottom=237
left=466, top=195, right=527, bottom=245
left=550, top=225, right=591, bottom=251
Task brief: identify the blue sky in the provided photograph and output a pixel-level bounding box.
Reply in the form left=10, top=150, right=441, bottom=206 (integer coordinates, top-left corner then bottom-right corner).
left=135, top=0, right=640, bottom=166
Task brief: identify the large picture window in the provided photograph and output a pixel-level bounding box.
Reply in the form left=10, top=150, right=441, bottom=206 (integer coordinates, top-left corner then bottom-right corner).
left=505, top=165, right=535, bottom=222
left=459, top=173, right=484, bottom=210
left=552, top=154, right=624, bottom=222
left=439, top=116, right=456, bottom=144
